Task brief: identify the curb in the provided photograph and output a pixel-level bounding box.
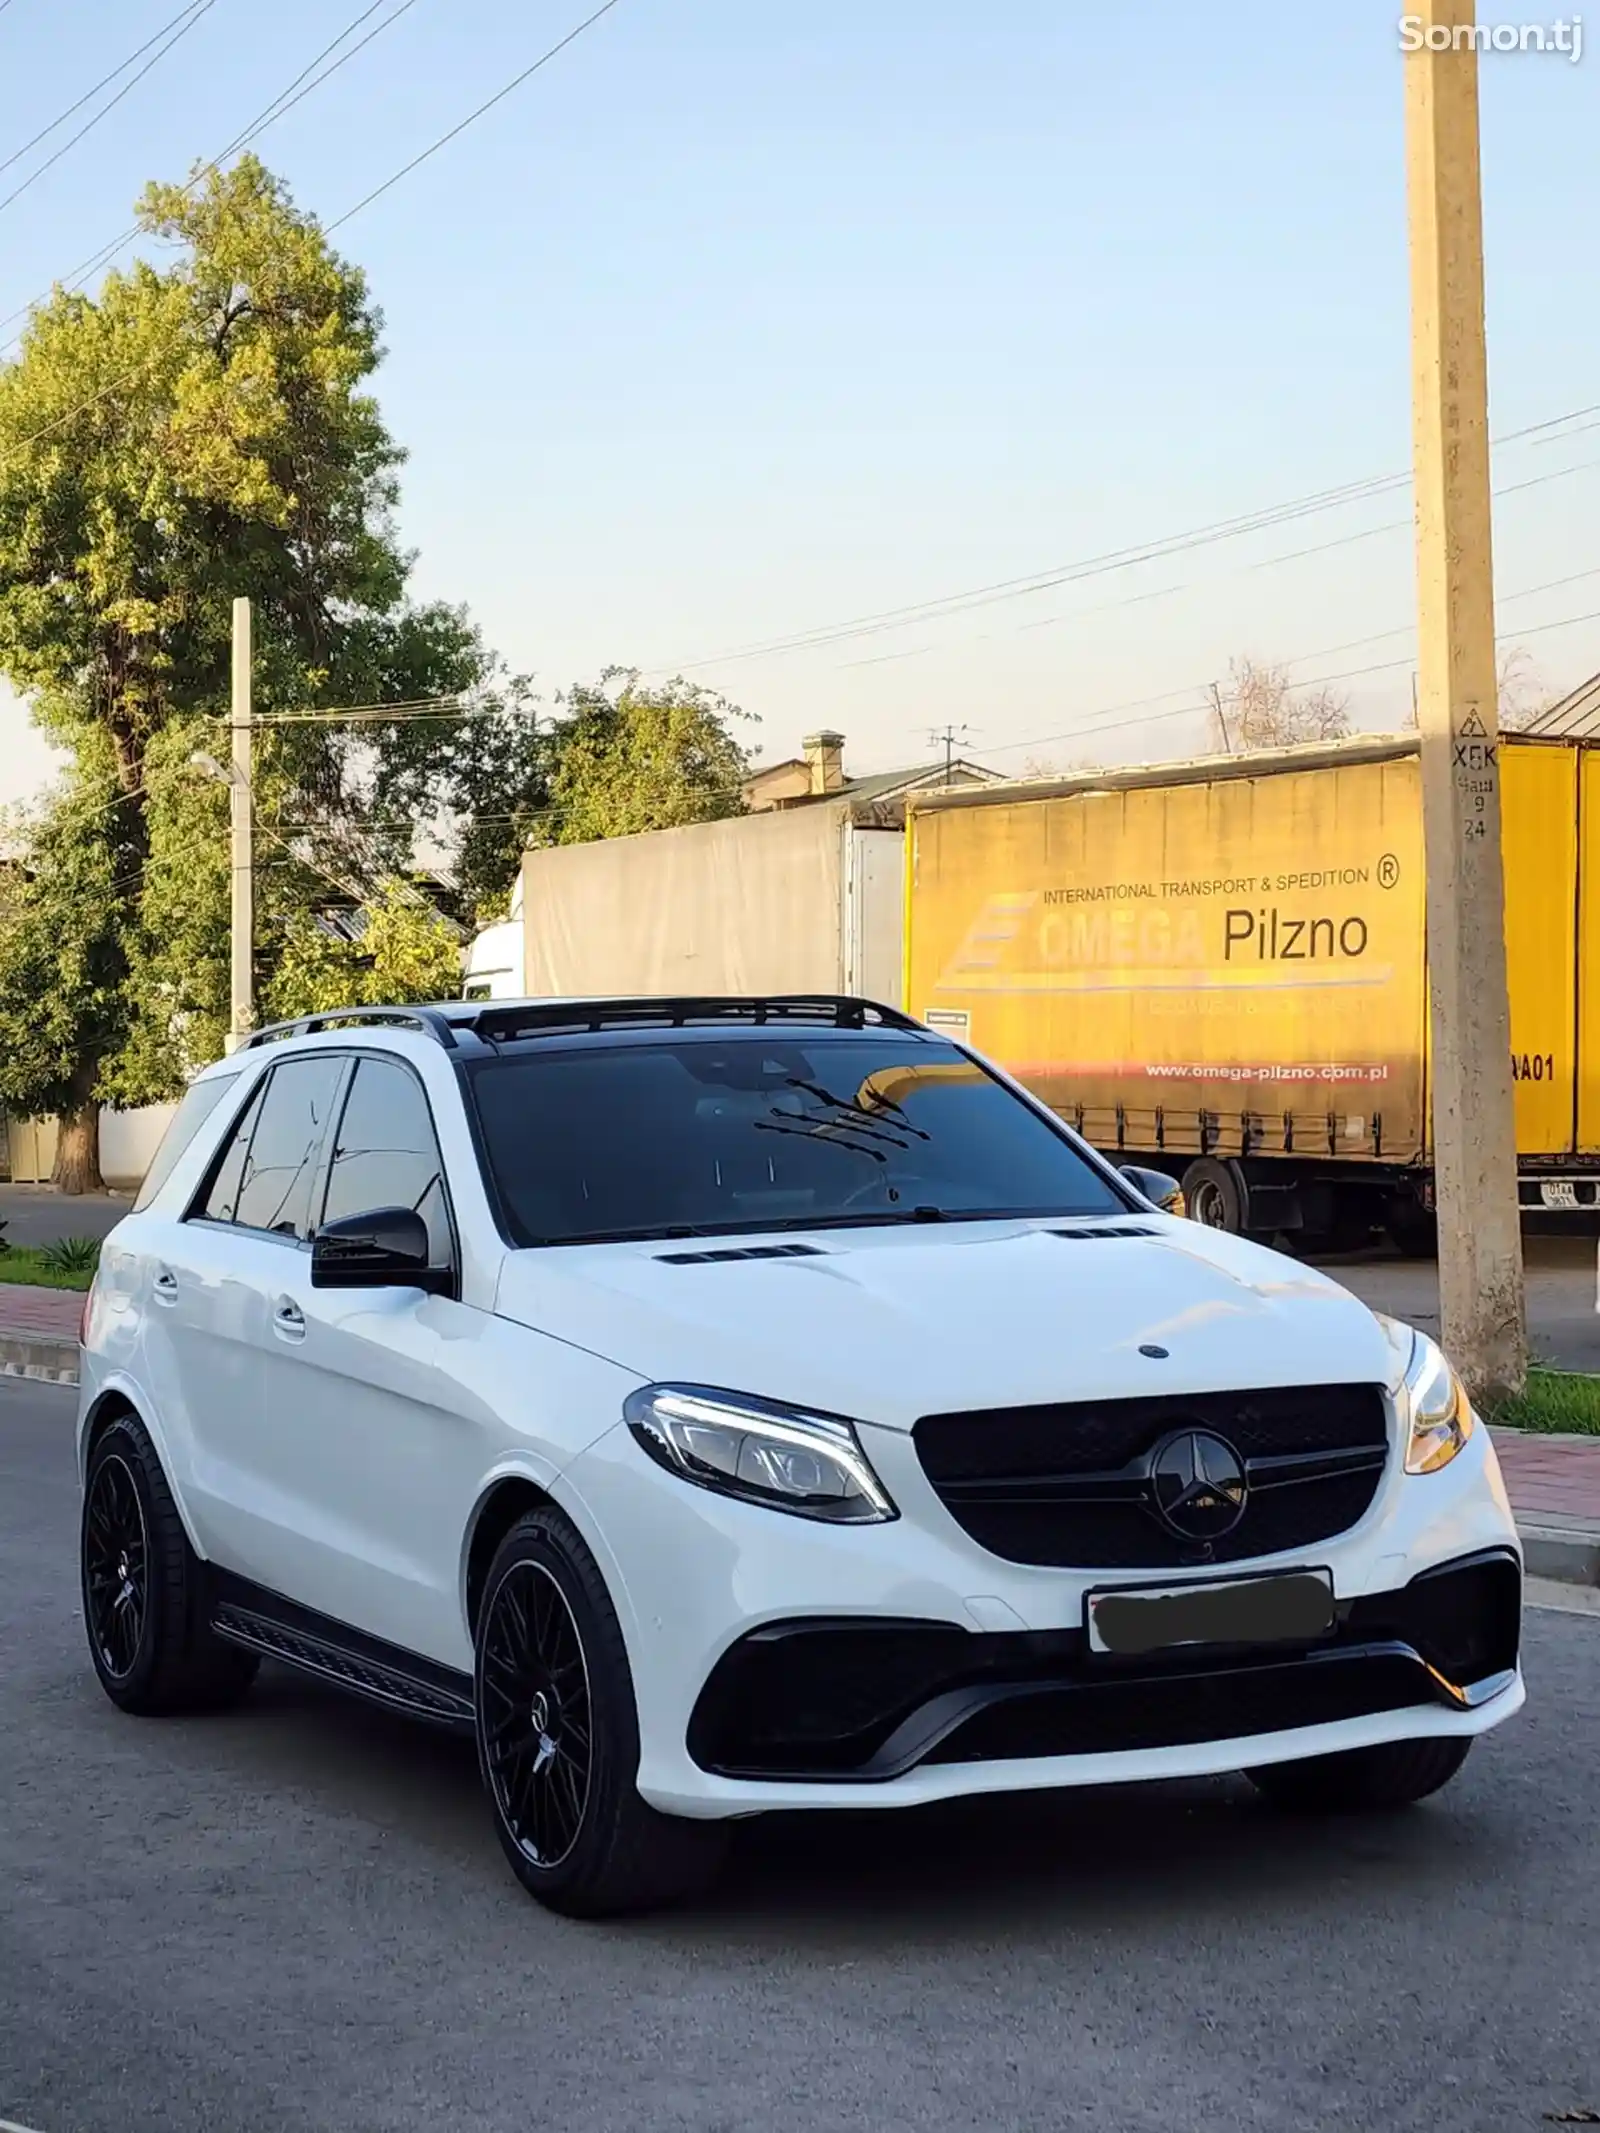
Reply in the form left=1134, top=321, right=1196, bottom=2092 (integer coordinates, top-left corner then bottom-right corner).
left=0, top=1335, right=79, bottom=1387
left=1518, top=1519, right=1600, bottom=1590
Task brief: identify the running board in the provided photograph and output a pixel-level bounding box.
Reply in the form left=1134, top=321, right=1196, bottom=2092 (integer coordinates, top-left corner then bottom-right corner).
left=209, top=1574, right=475, bottom=1731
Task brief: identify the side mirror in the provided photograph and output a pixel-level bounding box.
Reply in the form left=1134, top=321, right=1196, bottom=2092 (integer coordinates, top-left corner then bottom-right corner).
left=311, top=1206, right=452, bottom=1293
left=1119, top=1165, right=1186, bottom=1218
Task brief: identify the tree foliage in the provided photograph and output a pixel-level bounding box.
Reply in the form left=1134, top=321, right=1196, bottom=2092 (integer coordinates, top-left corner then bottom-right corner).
left=1207, top=657, right=1351, bottom=754
left=540, top=669, right=754, bottom=848
left=0, top=156, right=484, bottom=1183
left=0, top=756, right=128, bottom=1139
left=261, top=879, right=463, bottom=1020
left=368, top=670, right=550, bottom=923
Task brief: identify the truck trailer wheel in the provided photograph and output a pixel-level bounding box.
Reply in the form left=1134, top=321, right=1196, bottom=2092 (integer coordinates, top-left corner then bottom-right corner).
left=1386, top=1204, right=1438, bottom=1259
left=1181, top=1157, right=1258, bottom=1238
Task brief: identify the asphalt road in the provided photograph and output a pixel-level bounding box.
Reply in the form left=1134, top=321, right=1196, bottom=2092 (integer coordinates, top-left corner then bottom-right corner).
left=0, top=1185, right=129, bottom=1250
left=1314, top=1230, right=1600, bottom=1372
left=3, top=1376, right=1598, bottom=2133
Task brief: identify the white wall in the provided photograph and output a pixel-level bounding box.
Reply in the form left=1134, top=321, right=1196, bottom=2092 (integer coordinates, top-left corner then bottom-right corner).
left=99, top=1104, right=177, bottom=1190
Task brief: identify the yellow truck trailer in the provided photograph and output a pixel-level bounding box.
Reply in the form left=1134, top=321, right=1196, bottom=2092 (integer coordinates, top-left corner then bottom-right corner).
left=904, top=732, right=1600, bottom=1252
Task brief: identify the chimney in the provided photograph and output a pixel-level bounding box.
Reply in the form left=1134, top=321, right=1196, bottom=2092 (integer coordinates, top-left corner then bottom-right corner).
left=802, top=730, right=846, bottom=796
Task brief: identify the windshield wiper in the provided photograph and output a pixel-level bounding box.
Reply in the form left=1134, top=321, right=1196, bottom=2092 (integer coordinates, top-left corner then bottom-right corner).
left=781, top=1077, right=930, bottom=1144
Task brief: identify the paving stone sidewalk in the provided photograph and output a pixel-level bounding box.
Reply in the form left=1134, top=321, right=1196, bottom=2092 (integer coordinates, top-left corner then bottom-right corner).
left=0, top=1282, right=81, bottom=1343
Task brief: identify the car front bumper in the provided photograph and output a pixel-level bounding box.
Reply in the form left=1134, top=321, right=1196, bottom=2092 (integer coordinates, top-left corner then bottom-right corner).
left=558, top=1410, right=1524, bottom=1821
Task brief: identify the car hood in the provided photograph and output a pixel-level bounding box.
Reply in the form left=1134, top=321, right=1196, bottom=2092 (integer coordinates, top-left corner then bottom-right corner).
left=492, top=1218, right=1399, bottom=1431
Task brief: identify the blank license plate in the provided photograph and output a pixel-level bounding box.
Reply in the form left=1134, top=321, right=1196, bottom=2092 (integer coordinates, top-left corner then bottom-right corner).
left=1087, top=1570, right=1334, bottom=1658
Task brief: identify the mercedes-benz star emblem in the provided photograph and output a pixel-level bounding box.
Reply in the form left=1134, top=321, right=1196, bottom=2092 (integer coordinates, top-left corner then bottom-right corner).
left=1150, top=1430, right=1248, bottom=1541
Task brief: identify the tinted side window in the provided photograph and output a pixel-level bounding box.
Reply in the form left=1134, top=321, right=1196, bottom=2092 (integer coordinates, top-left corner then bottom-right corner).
left=320, top=1057, right=452, bottom=1264
left=134, top=1073, right=240, bottom=1212
left=230, top=1056, right=347, bottom=1239
left=197, top=1078, right=268, bottom=1224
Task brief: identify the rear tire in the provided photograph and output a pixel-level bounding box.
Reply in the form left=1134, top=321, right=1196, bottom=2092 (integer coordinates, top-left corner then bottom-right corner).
left=1181, top=1157, right=1260, bottom=1239
left=80, top=1412, right=259, bottom=1715
left=1245, top=1735, right=1471, bottom=1813
left=474, top=1508, right=727, bottom=1919
left=1387, top=1205, right=1438, bottom=1259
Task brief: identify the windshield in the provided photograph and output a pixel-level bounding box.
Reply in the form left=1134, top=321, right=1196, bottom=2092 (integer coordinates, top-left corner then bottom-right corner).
left=468, top=1034, right=1128, bottom=1247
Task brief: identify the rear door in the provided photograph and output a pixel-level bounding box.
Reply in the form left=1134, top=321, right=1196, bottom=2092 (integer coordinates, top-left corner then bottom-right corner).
left=122, top=1067, right=255, bottom=1500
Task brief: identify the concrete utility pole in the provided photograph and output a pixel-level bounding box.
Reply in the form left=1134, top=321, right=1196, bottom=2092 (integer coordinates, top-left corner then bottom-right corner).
left=226, top=596, right=255, bottom=1052
left=1403, top=0, right=1527, bottom=1398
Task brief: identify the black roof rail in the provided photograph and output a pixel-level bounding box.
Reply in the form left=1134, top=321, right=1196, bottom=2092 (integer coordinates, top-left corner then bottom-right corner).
left=463, top=994, right=925, bottom=1044
left=240, top=1004, right=461, bottom=1051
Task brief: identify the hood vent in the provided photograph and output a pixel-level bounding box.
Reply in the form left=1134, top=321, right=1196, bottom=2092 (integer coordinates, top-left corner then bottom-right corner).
left=655, top=1241, right=827, bottom=1266
left=1047, top=1224, right=1159, bottom=1242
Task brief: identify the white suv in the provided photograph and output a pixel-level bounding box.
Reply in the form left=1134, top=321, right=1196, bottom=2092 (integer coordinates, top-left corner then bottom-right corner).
left=78, top=996, right=1524, bottom=1917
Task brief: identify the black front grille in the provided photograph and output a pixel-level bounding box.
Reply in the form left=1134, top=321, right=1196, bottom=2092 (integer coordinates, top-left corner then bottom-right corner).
left=914, top=1384, right=1390, bottom=1568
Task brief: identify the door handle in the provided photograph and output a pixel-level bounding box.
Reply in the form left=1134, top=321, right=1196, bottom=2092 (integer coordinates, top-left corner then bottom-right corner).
left=272, top=1296, right=307, bottom=1343
left=152, top=1268, right=178, bottom=1306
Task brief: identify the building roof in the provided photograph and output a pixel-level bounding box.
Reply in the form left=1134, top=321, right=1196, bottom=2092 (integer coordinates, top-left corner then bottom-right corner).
left=745, top=756, right=1000, bottom=807
left=836, top=758, right=998, bottom=803
left=1520, top=670, right=1600, bottom=739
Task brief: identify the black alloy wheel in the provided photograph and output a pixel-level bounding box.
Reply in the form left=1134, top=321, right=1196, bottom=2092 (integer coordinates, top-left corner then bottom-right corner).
left=83, top=1451, right=149, bottom=1681
left=479, top=1558, right=594, bottom=1870
left=472, top=1507, right=727, bottom=1918
left=79, top=1411, right=258, bottom=1715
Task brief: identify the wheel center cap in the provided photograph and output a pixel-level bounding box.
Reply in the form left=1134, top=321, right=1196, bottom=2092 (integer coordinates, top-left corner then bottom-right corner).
left=118, top=1553, right=129, bottom=1579
left=529, top=1690, right=550, bottom=1733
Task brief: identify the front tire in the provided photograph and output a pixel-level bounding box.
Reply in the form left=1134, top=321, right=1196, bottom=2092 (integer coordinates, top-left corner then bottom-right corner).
left=80, top=1413, right=258, bottom=1715
left=473, top=1508, right=726, bottom=1918
left=1245, top=1735, right=1471, bottom=1813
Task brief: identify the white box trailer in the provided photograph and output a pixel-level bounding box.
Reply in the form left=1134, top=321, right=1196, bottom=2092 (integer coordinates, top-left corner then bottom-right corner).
left=464, top=799, right=907, bottom=1006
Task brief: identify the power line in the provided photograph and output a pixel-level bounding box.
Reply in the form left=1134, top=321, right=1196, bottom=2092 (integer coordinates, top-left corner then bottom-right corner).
left=0, top=0, right=212, bottom=181
left=208, top=0, right=412, bottom=166
left=240, top=553, right=1600, bottom=750
left=0, top=0, right=618, bottom=464
left=836, top=448, right=1600, bottom=674
left=980, top=600, right=1600, bottom=766
left=0, top=0, right=221, bottom=219
left=0, top=0, right=423, bottom=349
left=326, top=0, right=626, bottom=231
left=254, top=692, right=484, bottom=725
left=655, top=404, right=1600, bottom=673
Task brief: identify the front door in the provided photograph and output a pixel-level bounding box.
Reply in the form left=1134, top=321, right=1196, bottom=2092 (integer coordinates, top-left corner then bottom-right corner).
left=241, top=1052, right=491, bottom=1672
left=171, top=1050, right=349, bottom=1592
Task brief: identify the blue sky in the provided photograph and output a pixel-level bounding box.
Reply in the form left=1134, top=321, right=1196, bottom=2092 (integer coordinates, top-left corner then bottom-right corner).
left=1, top=0, right=1596, bottom=806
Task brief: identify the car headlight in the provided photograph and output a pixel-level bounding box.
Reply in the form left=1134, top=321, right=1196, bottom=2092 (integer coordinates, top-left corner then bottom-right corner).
left=623, top=1384, right=898, bottom=1524
left=1377, top=1317, right=1475, bottom=1475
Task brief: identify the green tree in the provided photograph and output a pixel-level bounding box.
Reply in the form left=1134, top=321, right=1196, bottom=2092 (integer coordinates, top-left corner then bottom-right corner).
left=0, top=755, right=130, bottom=1176
left=261, top=879, right=463, bottom=1020
left=541, top=669, right=754, bottom=847
left=366, top=670, right=551, bottom=923
left=0, top=156, right=483, bottom=1187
